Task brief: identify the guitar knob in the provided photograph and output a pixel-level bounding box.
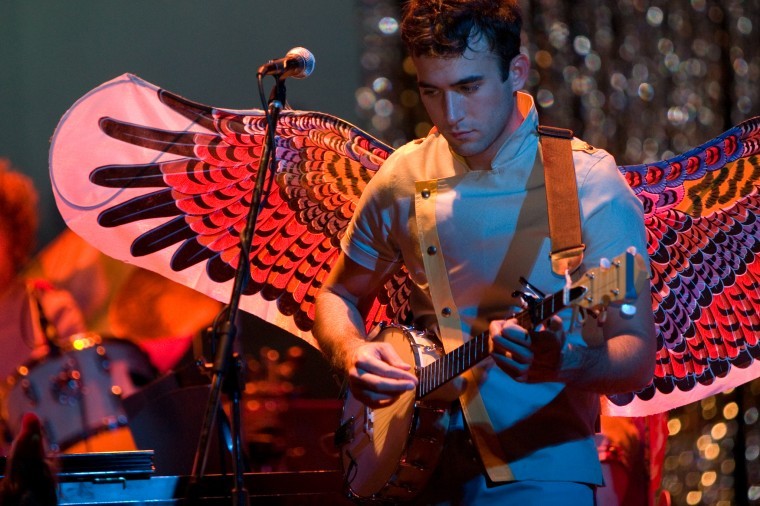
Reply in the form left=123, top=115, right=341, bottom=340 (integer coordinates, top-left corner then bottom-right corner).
left=620, top=303, right=637, bottom=316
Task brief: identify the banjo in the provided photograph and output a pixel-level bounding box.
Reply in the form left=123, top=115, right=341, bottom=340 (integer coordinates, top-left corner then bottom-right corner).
left=335, top=249, right=648, bottom=502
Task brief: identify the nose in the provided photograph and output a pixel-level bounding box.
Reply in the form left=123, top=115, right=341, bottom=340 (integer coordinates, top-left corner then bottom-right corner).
left=444, top=92, right=464, bottom=126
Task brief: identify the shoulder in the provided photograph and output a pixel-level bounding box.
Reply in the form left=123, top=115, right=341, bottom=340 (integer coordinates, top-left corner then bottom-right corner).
left=569, top=138, right=642, bottom=221
left=569, top=139, right=627, bottom=191
left=386, top=130, right=446, bottom=164
left=371, top=131, right=451, bottom=188
left=571, top=138, right=614, bottom=172
left=571, top=138, right=600, bottom=155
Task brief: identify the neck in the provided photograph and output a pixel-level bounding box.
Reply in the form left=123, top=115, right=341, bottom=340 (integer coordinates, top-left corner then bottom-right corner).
left=464, top=103, right=526, bottom=171
left=464, top=155, right=492, bottom=171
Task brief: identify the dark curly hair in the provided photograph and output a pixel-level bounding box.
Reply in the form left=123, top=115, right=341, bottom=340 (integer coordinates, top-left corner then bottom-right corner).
left=401, top=0, right=522, bottom=80
left=0, top=159, right=39, bottom=273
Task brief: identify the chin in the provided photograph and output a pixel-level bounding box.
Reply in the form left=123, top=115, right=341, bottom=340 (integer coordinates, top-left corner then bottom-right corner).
left=446, top=140, right=478, bottom=157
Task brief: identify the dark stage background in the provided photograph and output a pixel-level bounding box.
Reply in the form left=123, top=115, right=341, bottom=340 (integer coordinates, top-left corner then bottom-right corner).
left=2, top=0, right=760, bottom=505
left=0, top=0, right=363, bottom=248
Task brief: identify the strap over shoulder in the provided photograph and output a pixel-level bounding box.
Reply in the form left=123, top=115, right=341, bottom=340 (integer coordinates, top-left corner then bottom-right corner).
left=537, top=125, right=585, bottom=276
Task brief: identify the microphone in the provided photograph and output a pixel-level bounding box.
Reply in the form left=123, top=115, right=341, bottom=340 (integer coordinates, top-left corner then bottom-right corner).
left=257, top=47, right=315, bottom=79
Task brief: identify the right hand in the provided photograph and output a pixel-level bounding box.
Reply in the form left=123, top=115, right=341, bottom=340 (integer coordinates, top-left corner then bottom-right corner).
left=345, top=341, right=418, bottom=409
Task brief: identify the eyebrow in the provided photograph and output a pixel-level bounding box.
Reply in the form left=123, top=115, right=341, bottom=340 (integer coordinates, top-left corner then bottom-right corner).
left=418, top=74, right=484, bottom=88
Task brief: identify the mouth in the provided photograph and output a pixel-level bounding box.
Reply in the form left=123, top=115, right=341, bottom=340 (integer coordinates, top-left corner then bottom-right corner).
left=449, top=130, right=473, bottom=141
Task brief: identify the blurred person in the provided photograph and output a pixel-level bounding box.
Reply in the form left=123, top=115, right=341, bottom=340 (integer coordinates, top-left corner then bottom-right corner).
left=0, top=412, right=57, bottom=505
left=0, top=159, right=87, bottom=450
left=596, top=414, right=670, bottom=506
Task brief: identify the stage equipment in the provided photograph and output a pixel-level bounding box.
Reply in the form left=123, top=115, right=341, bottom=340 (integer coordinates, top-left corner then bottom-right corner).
left=2, top=333, right=155, bottom=453
left=257, top=47, right=315, bottom=80
left=189, top=49, right=318, bottom=506
left=0, top=451, right=352, bottom=505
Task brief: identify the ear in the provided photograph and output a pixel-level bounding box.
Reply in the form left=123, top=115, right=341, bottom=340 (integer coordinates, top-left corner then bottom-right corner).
left=508, top=52, right=530, bottom=90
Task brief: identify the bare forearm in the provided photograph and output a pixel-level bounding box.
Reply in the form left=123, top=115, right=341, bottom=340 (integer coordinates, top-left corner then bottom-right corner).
left=558, top=331, right=655, bottom=394
left=312, top=288, right=368, bottom=373
left=313, top=254, right=418, bottom=407
left=559, top=276, right=657, bottom=394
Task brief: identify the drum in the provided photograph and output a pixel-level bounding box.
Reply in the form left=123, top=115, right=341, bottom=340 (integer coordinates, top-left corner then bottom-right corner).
left=2, top=332, right=156, bottom=453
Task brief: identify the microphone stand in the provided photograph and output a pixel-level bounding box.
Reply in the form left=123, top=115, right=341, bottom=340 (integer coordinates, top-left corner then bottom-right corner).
left=190, top=75, right=288, bottom=506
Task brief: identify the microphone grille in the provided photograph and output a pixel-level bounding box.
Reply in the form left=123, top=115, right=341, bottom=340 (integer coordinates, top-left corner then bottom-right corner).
left=286, top=47, right=316, bottom=79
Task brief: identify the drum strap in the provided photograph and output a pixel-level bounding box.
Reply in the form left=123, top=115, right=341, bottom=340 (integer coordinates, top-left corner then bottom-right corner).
left=414, top=180, right=514, bottom=482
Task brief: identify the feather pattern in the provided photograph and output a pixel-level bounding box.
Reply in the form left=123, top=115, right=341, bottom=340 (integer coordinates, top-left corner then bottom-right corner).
left=613, top=117, right=760, bottom=414
left=50, top=74, right=760, bottom=414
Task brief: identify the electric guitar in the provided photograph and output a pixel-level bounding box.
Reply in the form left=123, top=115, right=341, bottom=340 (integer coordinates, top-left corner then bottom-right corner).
left=334, top=250, right=648, bottom=502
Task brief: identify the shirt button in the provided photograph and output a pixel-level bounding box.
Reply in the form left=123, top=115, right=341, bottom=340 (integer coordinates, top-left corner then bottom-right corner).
left=427, top=246, right=437, bottom=255
left=441, top=307, right=452, bottom=317
left=421, top=189, right=431, bottom=199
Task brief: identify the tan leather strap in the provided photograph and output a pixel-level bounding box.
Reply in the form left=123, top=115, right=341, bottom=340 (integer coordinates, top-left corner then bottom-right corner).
left=414, top=180, right=514, bottom=482
left=538, top=125, right=585, bottom=275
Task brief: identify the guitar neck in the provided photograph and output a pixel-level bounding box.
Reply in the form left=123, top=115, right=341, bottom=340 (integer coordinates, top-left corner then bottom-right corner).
left=415, top=288, right=577, bottom=398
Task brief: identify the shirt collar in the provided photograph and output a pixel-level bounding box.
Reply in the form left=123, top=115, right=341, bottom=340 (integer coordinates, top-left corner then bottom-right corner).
left=447, top=91, right=539, bottom=174
left=491, top=91, right=539, bottom=171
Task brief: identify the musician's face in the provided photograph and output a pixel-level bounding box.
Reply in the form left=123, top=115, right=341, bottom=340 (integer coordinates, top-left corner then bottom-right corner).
left=413, top=36, right=529, bottom=171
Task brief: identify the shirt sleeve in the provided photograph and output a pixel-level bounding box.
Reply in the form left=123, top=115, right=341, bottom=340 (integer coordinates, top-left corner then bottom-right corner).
left=576, top=149, right=649, bottom=268
left=340, top=153, right=404, bottom=273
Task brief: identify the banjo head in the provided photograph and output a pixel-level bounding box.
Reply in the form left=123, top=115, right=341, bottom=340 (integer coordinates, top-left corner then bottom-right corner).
left=338, top=325, right=450, bottom=501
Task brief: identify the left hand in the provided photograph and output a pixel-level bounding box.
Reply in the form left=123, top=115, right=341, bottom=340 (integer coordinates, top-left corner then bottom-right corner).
left=490, top=315, right=566, bottom=382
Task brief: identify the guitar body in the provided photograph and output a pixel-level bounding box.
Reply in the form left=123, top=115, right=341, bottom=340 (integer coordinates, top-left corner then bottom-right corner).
left=337, top=324, right=451, bottom=502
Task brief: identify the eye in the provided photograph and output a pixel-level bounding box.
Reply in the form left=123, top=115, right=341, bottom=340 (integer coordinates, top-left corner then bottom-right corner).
left=420, top=88, right=440, bottom=97
left=460, top=84, right=480, bottom=94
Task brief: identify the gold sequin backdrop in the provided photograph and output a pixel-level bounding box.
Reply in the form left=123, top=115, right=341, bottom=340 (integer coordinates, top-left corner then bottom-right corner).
left=356, top=0, right=759, bottom=164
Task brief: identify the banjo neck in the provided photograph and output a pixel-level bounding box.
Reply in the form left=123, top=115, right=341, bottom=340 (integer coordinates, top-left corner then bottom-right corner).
left=415, top=285, right=585, bottom=398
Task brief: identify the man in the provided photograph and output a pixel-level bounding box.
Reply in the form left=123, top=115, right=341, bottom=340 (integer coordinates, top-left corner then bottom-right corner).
left=313, top=0, right=656, bottom=503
